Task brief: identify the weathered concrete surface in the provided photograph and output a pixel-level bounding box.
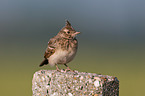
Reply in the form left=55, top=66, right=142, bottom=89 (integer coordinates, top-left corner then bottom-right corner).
left=32, top=70, right=119, bottom=96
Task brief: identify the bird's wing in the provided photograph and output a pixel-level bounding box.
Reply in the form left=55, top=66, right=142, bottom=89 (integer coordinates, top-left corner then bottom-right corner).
left=44, top=37, right=57, bottom=59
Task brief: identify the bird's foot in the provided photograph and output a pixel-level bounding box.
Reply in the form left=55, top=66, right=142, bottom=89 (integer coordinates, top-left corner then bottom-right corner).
left=64, top=67, right=74, bottom=73
left=56, top=68, right=61, bottom=72
left=55, top=65, right=61, bottom=72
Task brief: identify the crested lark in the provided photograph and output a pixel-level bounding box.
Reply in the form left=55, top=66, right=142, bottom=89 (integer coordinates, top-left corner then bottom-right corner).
left=39, top=20, right=80, bottom=72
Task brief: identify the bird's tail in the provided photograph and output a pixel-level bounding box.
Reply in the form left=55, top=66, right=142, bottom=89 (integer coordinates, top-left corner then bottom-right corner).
left=39, top=59, right=48, bottom=67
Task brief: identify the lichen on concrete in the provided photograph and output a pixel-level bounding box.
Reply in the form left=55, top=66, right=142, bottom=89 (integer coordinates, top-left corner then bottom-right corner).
left=32, top=70, right=119, bottom=96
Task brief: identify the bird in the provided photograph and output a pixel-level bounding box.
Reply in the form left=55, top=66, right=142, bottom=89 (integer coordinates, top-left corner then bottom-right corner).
left=39, top=20, right=80, bottom=72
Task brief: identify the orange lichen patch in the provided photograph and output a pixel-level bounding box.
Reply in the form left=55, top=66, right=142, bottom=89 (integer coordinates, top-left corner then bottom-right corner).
left=91, top=86, right=93, bottom=89
left=74, top=77, right=77, bottom=80
left=94, top=94, right=98, bottom=96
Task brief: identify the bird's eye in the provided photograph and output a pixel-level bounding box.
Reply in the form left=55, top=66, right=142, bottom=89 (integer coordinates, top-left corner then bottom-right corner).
left=67, top=31, right=70, bottom=34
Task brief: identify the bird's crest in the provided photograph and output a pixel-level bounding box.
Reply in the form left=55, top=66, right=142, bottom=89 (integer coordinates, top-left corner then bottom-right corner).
left=65, top=20, right=71, bottom=27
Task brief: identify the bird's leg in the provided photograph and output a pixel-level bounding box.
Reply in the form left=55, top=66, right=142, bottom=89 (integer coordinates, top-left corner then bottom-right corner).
left=55, top=64, right=61, bottom=72
left=64, top=64, right=74, bottom=72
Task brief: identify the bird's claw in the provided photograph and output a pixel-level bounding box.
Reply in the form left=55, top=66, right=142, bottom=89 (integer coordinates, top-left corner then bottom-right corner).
left=64, top=68, right=75, bottom=73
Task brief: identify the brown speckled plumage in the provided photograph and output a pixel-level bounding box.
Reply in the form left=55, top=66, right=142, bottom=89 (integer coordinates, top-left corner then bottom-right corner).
left=40, top=20, right=80, bottom=72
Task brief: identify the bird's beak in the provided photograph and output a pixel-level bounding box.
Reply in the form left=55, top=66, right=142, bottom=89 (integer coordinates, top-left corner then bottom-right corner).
left=75, top=32, right=80, bottom=35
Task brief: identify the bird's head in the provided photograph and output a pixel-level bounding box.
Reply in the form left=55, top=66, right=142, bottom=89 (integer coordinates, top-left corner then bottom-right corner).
left=58, top=20, right=80, bottom=39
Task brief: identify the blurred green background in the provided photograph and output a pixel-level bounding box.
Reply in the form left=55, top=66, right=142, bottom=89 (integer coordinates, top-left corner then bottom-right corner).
left=0, top=0, right=145, bottom=96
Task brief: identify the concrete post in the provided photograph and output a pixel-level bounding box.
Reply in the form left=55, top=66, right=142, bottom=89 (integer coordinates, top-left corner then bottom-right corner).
left=32, top=70, right=119, bottom=96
